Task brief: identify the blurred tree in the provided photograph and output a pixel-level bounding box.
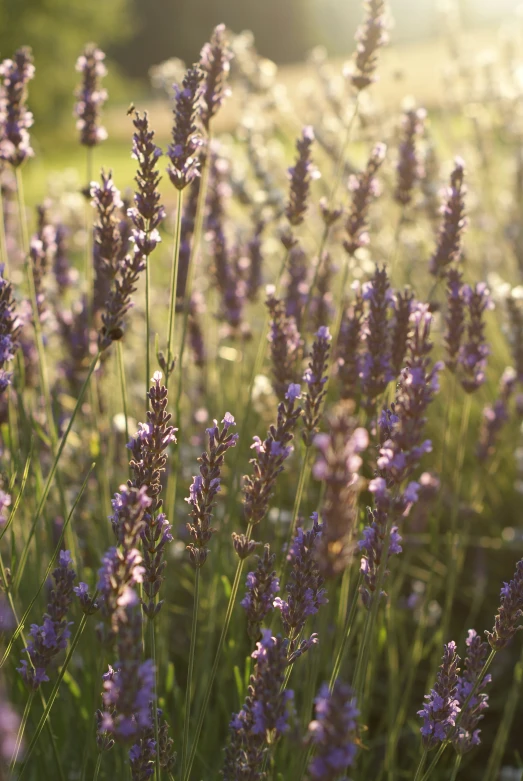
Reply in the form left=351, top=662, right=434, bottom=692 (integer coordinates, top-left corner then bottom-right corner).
left=111, top=0, right=316, bottom=79
left=0, top=0, right=133, bottom=129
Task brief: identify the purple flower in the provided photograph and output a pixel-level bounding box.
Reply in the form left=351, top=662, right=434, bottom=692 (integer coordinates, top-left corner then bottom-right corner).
left=101, top=605, right=154, bottom=741
left=17, top=551, right=76, bottom=690
left=128, top=705, right=175, bottom=779
left=359, top=503, right=402, bottom=609
left=98, top=247, right=147, bottom=351
left=167, top=64, right=204, bottom=190
left=337, top=282, right=365, bottom=401
left=477, top=367, right=516, bottom=462
left=453, top=630, right=491, bottom=755
left=244, top=388, right=302, bottom=526
left=361, top=265, right=394, bottom=412
left=458, top=282, right=493, bottom=393
left=0, top=47, right=35, bottom=167
left=0, top=488, right=11, bottom=527
left=430, top=158, right=467, bottom=277
left=274, top=515, right=327, bottom=644
left=390, top=287, right=415, bottom=376
left=444, top=267, right=467, bottom=372
left=349, top=0, right=388, bottom=91
left=313, top=411, right=368, bottom=578
left=222, top=632, right=293, bottom=779
left=266, top=287, right=303, bottom=400
left=199, top=24, right=233, bottom=130
left=74, top=44, right=108, bottom=147
left=418, top=641, right=461, bottom=749
left=344, top=142, right=386, bottom=256
left=241, top=545, right=280, bottom=639
left=128, top=111, right=165, bottom=259
left=73, top=582, right=99, bottom=615
left=487, top=557, right=523, bottom=650
left=307, top=681, right=359, bottom=780
left=97, top=546, right=145, bottom=631
left=394, top=108, right=426, bottom=207
left=285, top=126, right=320, bottom=228
left=186, top=412, right=238, bottom=568
left=302, top=327, right=331, bottom=447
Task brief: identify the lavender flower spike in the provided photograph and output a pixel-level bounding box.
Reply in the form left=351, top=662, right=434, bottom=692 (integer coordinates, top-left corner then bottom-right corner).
left=17, top=551, right=76, bottom=690
left=222, top=631, right=293, bottom=780
left=98, top=247, right=146, bottom=350
left=0, top=47, right=35, bottom=167
left=453, top=630, right=491, bottom=755
left=241, top=544, right=280, bottom=639
left=477, top=367, right=517, bottom=462
left=459, top=282, right=493, bottom=393
left=344, top=142, right=386, bottom=256
left=418, top=641, right=461, bottom=749
left=0, top=264, right=21, bottom=393
left=74, top=44, right=108, bottom=147
left=199, top=24, right=233, bottom=130
left=285, top=126, right=320, bottom=228
left=361, top=264, right=394, bottom=411
left=167, top=64, right=204, bottom=190
left=486, top=557, right=523, bottom=650
left=394, top=108, right=426, bottom=207
left=302, top=326, right=332, bottom=447
left=128, top=111, right=165, bottom=260
left=186, top=412, right=238, bottom=568
left=266, top=286, right=303, bottom=400
left=429, top=157, right=467, bottom=277
left=444, top=268, right=467, bottom=372
left=349, top=0, right=388, bottom=91
left=307, top=681, right=359, bottom=780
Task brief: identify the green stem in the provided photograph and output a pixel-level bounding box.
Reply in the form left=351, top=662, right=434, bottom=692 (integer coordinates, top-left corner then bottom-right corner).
left=117, top=340, right=130, bottom=446
left=288, top=446, right=310, bottom=542
left=482, top=644, right=523, bottom=781
left=183, top=525, right=253, bottom=781
left=11, top=351, right=99, bottom=593
left=450, top=754, right=462, bottom=781
left=329, top=573, right=363, bottom=689
left=0, top=438, right=33, bottom=544
left=413, top=749, right=428, bottom=781
left=146, top=257, right=151, bottom=408
left=149, top=616, right=161, bottom=780
left=165, top=189, right=184, bottom=390
left=93, top=754, right=102, bottom=781
left=181, top=567, right=200, bottom=778
left=8, top=690, right=34, bottom=778
left=85, top=146, right=94, bottom=321
left=0, top=185, right=10, bottom=273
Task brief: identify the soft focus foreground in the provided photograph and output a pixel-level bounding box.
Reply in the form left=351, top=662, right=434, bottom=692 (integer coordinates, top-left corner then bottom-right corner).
left=2, top=3, right=523, bottom=781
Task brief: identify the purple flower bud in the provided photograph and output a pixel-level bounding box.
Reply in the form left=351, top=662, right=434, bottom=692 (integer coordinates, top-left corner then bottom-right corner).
left=344, top=143, right=386, bottom=256
left=241, top=545, right=280, bottom=639
left=487, top=557, right=523, bottom=650
left=74, top=44, right=108, bottom=147
left=430, top=158, right=467, bottom=277
left=349, top=0, right=388, bottom=91
left=167, top=65, right=204, bottom=190
left=418, top=641, right=461, bottom=748
left=307, top=681, right=359, bottom=779
left=453, top=629, right=491, bottom=755
left=285, top=126, right=320, bottom=227
left=199, top=24, right=233, bottom=130
left=459, top=282, right=493, bottom=393
left=0, top=47, right=35, bottom=167
left=302, top=327, right=331, bottom=447
left=395, top=108, right=426, bottom=207
left=266, top=289, right=303, bottom=400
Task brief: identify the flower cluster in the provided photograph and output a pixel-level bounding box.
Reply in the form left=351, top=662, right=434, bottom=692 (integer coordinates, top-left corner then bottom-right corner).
left=167, top=64, right=204, bottom=190
left=74, top=44, right=108, bottom=147
left=302, top=326, right=331, bottom=446
left=453, top=630, right=491, bottom=755
left=285, top=126, right=319, bottom=228
left=459, top=282, right=493, bottom=393
left=222, top=632, right=293, bottom=779
left=199, top=24, right=233, bottom=130
left=241, top=544, right=280, bottom=639
left=186, top=412, right=238, bottom=568
left=127, top=372, right=176, bottom=617
left=344, top=142, right=386, bottom=256
left=418, top=641, right=461, bottom=749
left=349, top=0, right=388, bottom=91
left=29, top=204, right=56, bottom=321
left=306, top=681, right=359, bottom=780
left=129, top=705, right=176, bottom=780
left=477, top=367, right=517, bottom=462
left=128, top=111, right=165, bottom=260
left=390, top=287, right=415, bottom=376
left=486, top=557, right=523, bottom=650
left=266, top=287, right=303, bottom=400
left=98, top=246, right=146, bottom=350
left=359, top=501, right=402, bottom=608
left=0, top=47, right=35, bottom=167
left=394, top=108, right=426, bottom=207
left=444, top=268, right=467, bottom=372
left=274, top=515, right=327, bottom=644
left=361, top=265, right=394, bottom=411
left=0, top=264, right=21, bottom=393
left=429, top=157, right=467, bottom=277
left=243, top=385, right=302, bottom=526
left=17, top=551, right=76, bottom=690
left=313, top=407, right=368, bottom=577
left=337, top=283, right=365, bottom=401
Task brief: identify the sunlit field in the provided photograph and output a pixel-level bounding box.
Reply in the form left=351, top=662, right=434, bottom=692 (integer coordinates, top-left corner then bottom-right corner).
left=2, top=2, right=523, bottom=780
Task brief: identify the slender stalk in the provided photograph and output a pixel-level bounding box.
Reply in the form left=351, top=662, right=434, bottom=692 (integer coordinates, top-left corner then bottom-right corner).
left=0, top=185, right=10, bottom=273
left=165, top=189, right=184, bottom=390
left=149, top=615, right=161, bottom=781
left=413, top=749, right=428, bottom=781
left=117, top=341, right=130, bottom=446
left=288, top=446, right=311, bottom=542
left=85, top=146, right=94, bottom=320
left=329, top=573, right=363, bottom=689
left=8, top=690, right=34, bottom=778
left=181, top=567, right=200, bottom=778
left=93, top=755, right=102, bottom=781
left=0, top=437, right=33, bottom=544
left=450, top=754, right=462, bottom=781
left=482, top=644, right=523, bottom=781
left=183, top=524, right=253, bottom=781
left=11, top=352, right=100, bottom=593
left=146, top=258, right=151, bottom=408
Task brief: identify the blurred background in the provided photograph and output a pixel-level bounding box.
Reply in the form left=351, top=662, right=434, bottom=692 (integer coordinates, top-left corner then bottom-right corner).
left=1, top=0, right=521, bottom=135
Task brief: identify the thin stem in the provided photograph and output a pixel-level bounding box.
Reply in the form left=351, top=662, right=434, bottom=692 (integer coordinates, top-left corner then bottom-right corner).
left=183, top=524, right=253, bottom=781
left=0, top=437, right=33, bottom=544
left=450, top=754, right=462, bottom=781
left=0, top=185, right=10, bottom=273
left=146, top=257, right=151, bottom=408
left=149, top=616, right=161, bottom=781
left=165, top=189, right=184, bottom=390
left=288, top=445, right=311, bottom=542
left=329, top=573, right=363, bottom=689
left=482, top=644, right=523, bottom=781
left=8, top=690, right=34, bottom=778
left=413, top=749, right=428, bottom=781
left=117, top=341, right=130, bottom=446
left=329, top=94, right=360, bottom=206
left=11, top=352, right=99, bottom=594
left=85, top=146, right=94, bottom=321
left=181, top=567, right=200, bottom=778
left=93, top=755, right=102, bottom=781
